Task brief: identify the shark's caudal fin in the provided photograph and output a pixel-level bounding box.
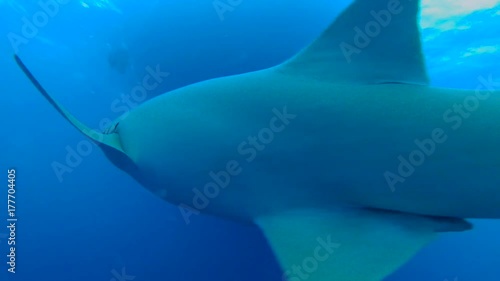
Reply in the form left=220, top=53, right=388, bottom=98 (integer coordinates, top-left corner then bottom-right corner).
left=256, top=209, right=471, bottom=281
left=281, top=0, right=429, bottom=85
left=14, top=55, right=124, bottom=153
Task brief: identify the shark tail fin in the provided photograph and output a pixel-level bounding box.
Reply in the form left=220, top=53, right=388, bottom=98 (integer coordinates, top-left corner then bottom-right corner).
left=14, top=54, right=124, bottom=153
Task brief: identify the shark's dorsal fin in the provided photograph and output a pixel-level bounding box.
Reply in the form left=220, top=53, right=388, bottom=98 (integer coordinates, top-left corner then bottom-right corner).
left=281, top=0, right=429, bottom=85
left=14, top=55, right=125, bottom=153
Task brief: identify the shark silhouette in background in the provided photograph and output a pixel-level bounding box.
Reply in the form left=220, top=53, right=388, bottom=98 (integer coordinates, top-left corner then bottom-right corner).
left=107, top=42, right=130, bottom=74
left=15, top=0, right=500, bottom=280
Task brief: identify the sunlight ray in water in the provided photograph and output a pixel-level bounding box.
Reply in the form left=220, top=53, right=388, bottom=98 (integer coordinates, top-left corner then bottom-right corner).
left=421, top=0, right=500, bottom=30
left=79, top=0, right=122, bottom=14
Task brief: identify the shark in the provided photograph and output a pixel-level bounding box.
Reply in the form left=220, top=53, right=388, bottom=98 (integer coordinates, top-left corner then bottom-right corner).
left=14, top=0, right=500, bottom=280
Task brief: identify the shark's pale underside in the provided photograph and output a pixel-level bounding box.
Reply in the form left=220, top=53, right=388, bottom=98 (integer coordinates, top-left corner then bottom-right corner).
left=15, top=0, right=500, bottom=280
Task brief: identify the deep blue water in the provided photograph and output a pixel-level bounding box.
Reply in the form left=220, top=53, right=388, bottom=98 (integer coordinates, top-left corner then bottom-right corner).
left=1, top=1, right=500, bottom=281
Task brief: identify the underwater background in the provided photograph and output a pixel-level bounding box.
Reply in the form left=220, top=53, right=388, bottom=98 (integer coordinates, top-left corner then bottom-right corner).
left=1, top=0, right=500, bottom=280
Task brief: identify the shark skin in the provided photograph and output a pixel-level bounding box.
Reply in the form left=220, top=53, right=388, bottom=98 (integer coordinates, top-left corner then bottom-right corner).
left=115, top=70, right=500, bottom=220
left=15, top=0, right=500, bottom=280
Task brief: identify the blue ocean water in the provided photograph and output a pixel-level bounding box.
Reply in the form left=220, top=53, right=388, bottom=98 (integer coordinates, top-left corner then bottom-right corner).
left=1, top=1, right=500, bottom=281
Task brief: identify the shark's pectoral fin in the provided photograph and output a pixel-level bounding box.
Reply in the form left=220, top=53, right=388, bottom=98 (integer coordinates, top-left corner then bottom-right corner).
left=14, top=55, right=124, bottom=153
left=281, top=0, right=428, bottom=85
left=256, top=209, right=470, bottom=281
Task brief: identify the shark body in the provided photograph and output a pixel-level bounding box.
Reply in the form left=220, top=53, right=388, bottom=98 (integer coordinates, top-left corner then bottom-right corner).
left=15, top=0, right=500, bottom=280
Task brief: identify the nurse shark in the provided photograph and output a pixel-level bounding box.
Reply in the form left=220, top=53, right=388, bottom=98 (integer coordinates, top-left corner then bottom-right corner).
left=15, top=0, right=500, bottom=280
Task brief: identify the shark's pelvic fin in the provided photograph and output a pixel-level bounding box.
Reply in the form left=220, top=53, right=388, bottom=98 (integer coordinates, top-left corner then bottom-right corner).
left=256, top=209, right=470, bottom=281
left=14, top=55, right=124, bottom=153
left=281, top=0, right=428, bottom=85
